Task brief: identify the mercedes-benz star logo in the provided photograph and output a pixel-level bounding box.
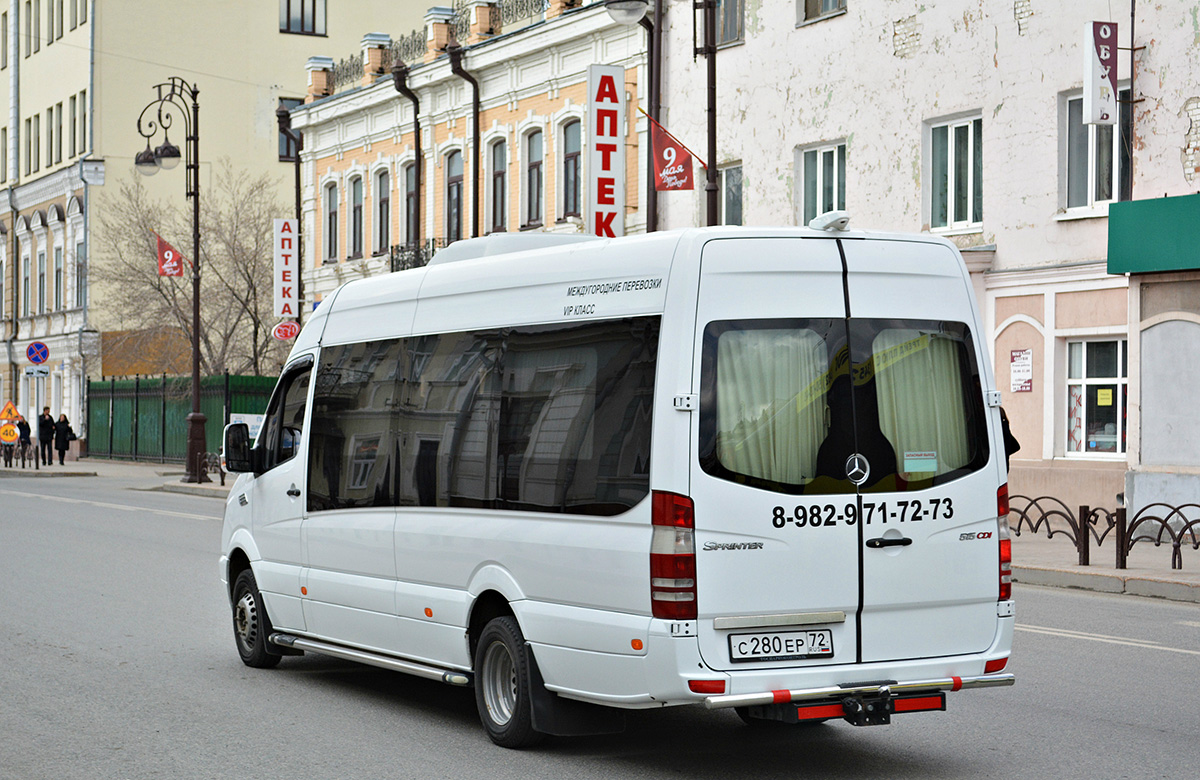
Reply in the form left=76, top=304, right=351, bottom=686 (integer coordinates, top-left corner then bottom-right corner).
left=845, top=453, right=870, bottom=486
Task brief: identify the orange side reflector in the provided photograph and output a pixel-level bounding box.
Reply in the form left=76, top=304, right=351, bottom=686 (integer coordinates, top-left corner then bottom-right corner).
left=424, top=608, right=433, bottom=618
left=631, top=639, right=644, bottom=651
left=300, top=586, right=307, bottom=595
left=985, top=657, right=1008, bottom=673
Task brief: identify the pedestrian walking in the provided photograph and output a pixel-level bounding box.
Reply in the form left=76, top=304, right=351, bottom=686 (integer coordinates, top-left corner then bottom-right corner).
left=12, top=414, right=32, bottom=467
left=38, top=407, right=55, bottom=465
left=54, top=414, right=75, bottom=466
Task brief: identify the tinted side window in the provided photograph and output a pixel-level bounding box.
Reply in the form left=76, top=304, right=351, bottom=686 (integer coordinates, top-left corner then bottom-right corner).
left=307, top=339, right=407, bottom=511
left=258, top=365, right=311, bottom=473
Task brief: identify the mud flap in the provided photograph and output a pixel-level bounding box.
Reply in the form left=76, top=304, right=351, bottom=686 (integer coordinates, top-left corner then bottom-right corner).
left=525, top=643, right=626, bottom=736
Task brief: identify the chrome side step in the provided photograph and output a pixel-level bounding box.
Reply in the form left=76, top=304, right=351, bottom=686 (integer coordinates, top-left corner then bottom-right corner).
left=269, top=633, right=473, bottom=687
left=703, top=673, right=1015, bottom=709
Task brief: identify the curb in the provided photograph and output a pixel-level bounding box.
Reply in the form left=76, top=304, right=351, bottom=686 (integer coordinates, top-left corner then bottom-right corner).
left=159, top=483, right=230, bottom=499
left=0, top=469, right=98, bottom=478
left=1014, top=565, right=1200, bottom=604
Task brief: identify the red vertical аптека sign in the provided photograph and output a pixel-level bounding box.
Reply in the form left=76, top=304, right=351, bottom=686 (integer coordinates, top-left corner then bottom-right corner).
left=587, top=64, right=625, bottom=237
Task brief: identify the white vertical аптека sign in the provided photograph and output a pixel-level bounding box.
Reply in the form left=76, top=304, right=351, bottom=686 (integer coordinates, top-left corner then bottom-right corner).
left=273, top=218, right=299, bottom=318
left=587, top=64, right=625, bottom=237
left=1083, top=21, right=1118, bottom=125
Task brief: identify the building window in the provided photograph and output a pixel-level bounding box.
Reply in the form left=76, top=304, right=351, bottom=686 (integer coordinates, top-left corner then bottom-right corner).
left=280, top=0, right=325, bottom=35
left=32, top=114, right=39, bottom=173
left=800, top=142, right=845, bottom=225
left=54, top=0, right=62, bottom=38
left=1065, top=90, right=1131, bottom=210
left=32, top=0, right=39, bottom=53
left=74, top=241, right=85, bottom=308
left=69, top=96, right=76, bottom=157
left=323, top=182, right=338, bottom=261
left=37, top=250, right=45, bottom=313
left=489, top=141, right=506, bottom=233
left=1, top=127, right=6, bottom=182
left=46, top=105, right=54, bottom=168
left=446, top=151, right=464, bottom=242
left=717, top=0, right=743, bottom=45
left=403, top=163, right=418, bottom=246
left=78, top=0, right=84, bottom=24
left=1067, top=339, right=1127, bottom=455
left=277, top=98, right=302, bottom=161
left=562, top=120, right=581, bottom=218
left=799, top=0, right=845, bottom=23
left=374, top=169, right=389, bottom=254
left=349, top=176, right=363, bottom=258
left=78, top=90, right=85, bottom=152
left=929, top=116, right=982, bottom=230
left=69, top=0, right=75, bottom=29
left=54, top=102, right=62, bottom=163
left=54, top=247, right=62, bottom=309
left=719, top=164, right=743, bottom=225
left=2, top=12, right=7, bottom=68
left=22, top=255, right=29, bottom=315
left=46, top=0, right=53, bottom=44
left=524, top=131, right=543, bottom=228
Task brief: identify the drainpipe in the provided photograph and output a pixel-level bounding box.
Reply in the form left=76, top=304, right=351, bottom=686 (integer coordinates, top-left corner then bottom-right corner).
left=7, top=0, right=21, bottom=407
left=391, top=62, right=422, bottom=252
left=447, top=45, right=480, bottom=239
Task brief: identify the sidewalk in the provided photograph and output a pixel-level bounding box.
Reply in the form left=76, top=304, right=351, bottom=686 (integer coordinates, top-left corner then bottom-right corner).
left=4, top=456, right=1199, bottom=604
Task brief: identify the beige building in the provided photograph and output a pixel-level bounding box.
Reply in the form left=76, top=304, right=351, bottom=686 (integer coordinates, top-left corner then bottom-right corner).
left=289, top=0, right=645, bottom=308
left=0, top=0, right=423, bottom=446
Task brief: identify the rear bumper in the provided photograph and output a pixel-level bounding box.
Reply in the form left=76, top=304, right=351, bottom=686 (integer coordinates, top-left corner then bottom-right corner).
left=703, top=672, right=1015, bottom=709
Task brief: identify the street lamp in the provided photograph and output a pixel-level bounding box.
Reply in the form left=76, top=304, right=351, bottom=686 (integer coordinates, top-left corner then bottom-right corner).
left=135, top=77, right=208, bottom=484
left=605, top=0, right=717, bottom=228
left=275, top=104, right=304, bottom=328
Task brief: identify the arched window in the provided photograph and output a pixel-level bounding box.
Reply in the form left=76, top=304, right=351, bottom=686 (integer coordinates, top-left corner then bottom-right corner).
left=446, top=150, right=463, bottom=243
left=562, top=120, right=581, bottom=218
left=324, top=182, right=339, bottom=261
left=403, top=163, right=418, bottom=246
left=524, top=130, right=543, bottom=228
left=349, top=176, right=363, bottom=258
left=490, top=141, right=507, bottom=233
left=374, top=169, right=390, bottom=254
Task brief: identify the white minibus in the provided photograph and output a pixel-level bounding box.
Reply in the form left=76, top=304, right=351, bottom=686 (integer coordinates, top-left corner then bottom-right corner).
left=220, top=224, right=1014, bottom=747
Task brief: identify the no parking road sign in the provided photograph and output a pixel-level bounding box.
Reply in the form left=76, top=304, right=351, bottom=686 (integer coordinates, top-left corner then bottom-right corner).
left=26, top=341, right=49, bottom=364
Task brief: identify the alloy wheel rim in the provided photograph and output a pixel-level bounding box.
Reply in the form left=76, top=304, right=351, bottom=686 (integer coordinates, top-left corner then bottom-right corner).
left=481, top=641, right=516, bottom=726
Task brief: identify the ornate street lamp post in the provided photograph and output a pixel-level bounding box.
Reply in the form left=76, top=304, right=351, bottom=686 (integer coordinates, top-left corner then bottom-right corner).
left=135, top=77, right=208, bottom=483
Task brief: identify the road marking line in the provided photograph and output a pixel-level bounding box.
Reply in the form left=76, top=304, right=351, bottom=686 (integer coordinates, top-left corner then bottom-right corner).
left=1178, top=620, right=1200, bottom=629
left=0, top=488, right=218, bottom=521
left=1018, top=623, right=1163, bottom=644
left=1015, top=624, right=1200, bottom=657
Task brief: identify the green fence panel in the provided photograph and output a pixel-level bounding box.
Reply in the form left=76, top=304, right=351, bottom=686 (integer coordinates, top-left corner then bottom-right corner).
left=110, top=380, right=135, bottom=459
left=86, top=380, right=111, bottom=454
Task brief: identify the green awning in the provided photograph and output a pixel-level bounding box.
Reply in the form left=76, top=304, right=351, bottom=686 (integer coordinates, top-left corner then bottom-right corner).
left=1108, top=193, right=1200, bottom=274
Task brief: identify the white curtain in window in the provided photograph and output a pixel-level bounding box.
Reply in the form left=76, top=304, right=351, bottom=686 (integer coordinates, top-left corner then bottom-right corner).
left=716, top=329, right=827, bottom=484
left=873, top=330, right=968, bottom=475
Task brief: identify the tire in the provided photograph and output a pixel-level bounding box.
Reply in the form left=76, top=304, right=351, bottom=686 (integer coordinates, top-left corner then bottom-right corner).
left=231, top=569, right=282, bottom=669
left=473, top=616, right=544, bottom=748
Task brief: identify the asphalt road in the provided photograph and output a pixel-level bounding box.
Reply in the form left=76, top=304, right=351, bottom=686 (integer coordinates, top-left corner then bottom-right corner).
left=2, top=474, right=1197, bottom=780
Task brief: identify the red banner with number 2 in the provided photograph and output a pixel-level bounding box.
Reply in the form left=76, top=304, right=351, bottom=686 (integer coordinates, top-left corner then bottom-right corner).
left=156, top=233, right=185, bottom=277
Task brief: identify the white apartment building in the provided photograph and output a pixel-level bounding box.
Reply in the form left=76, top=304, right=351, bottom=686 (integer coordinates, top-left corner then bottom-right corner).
left=656, top=0, right=1200, bottom=513
left=0, top=0, right=421, bottom=452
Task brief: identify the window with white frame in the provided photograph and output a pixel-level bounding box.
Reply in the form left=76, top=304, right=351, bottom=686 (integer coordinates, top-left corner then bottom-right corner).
left=280, top=0, right=324, bottom=35
left=349, top=176, right=363, bottom=258
left=718, top=164, right=743, bottom=226
left=323, top=182, right=338, bottom=261
left=561, top=120, right=581, bottom=218
left=403, top=163, right=418, bottom=246
left=799, top=0, right=845, bottom=23
left=1066, top=339, right=1127, bottom=455
left=21, top=253, right=29, bottom=315
left=37, top=250, right=45, bottom=313
left=74, top=240, right=85, bottom=308
left=1064, top=89, right=1131, bottom=210
left=489, top=140, right=507, bottom=233
left=54, top=246, right=62, bottom=309
left=929, top=115, right=982, bottom=230
left=524, top=131, right=543, bottom=228
left=800, top=141, right=845, bottom=225
left=374, top=169, right=389, bottom=254
left=446, top=150, right=463, bottom=243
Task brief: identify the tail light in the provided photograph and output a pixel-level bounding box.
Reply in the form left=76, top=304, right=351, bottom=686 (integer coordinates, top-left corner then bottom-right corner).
left=997, top=484, right=1012, bottom=601
left=650, top=491, right=696, bottom=620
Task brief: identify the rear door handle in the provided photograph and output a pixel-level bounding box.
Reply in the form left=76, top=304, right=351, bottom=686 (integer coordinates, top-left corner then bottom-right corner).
left=287, top=484, right=301, bottom=497
left=865, top=536, right=912, bottom=549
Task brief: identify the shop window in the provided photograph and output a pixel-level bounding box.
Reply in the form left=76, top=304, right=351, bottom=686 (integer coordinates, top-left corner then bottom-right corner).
left=1066, top=339, right=1127, bottom=455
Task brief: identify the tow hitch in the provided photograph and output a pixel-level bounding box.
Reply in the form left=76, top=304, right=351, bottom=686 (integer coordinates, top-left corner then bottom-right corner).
left=841, top=690, right=894, bottom=726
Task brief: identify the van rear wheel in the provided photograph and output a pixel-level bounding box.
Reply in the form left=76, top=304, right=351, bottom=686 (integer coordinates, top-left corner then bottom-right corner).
left=474, top=616, right=543, bottom=748
left=232, top=569, right=281, bottom=669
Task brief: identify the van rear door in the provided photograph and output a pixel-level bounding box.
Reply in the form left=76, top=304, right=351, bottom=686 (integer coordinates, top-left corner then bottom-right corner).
left=690, top=235, right=999, bottom=673
left=840, top=238, right=999, bottom=663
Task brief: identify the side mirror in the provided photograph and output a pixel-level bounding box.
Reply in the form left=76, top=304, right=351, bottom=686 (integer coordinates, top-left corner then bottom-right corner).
left=223, top=422, right=256, bottom=474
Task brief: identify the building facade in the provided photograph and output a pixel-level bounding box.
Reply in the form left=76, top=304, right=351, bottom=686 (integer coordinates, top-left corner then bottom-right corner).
left=290, top=0, right=646, bottom=309
left=657, top=0, right=1200, bottom=512
left=0, top=0, right=421, bottom=448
